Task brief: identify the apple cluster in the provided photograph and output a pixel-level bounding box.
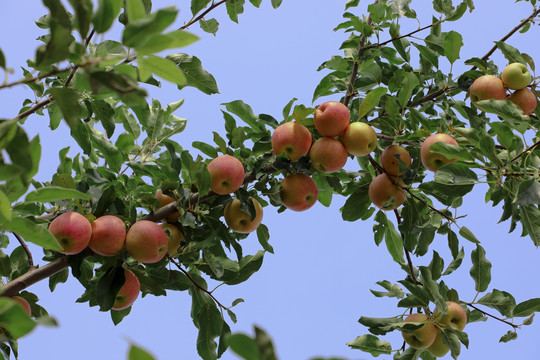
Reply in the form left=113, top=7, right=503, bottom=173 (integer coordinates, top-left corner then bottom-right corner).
left=470, top=62, right=537, bottom=115
left=401, top=301, right=468, bottom=357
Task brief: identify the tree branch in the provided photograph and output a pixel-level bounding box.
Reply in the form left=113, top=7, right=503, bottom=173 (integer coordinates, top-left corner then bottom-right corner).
left=12, top=233, right=34, bottom=270
left=511, top=138, right=540, bottom=163
left=180, top=0, right=229, bottom=30
left=463, top=302, right=519, bottom=329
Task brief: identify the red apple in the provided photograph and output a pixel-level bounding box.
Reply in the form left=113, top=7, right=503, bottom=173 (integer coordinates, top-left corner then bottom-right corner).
left=271, top=122, right=312, bottom=161
left=368, top=174, right=406, bottom=211
left=401, top=313, right=437, bottom=350
left=112, top=269, right=140, bottom=311
left=341, top=122, right=377, bottom=157
left=420, top=133, right=458, bottom=172
left=224, top=198, right=263, bottom=234
left=469, top=75, right=506, bottom=103
left=314, top=101, right=350, bottom=137
left=435, top=301, right=468, bottom=331
left=48, top=211, right=92, bottom=255
left=279, top=173, right=319, bottom=212
left=89, top=215, right=126, bottom=256
left=507, top=88, right=537, bottom=115
left=380, top=144, right=411, bottom=176
left=126, top=220, right=168, bottom=263
left=207, top=155, right=245, bottom=195
left=501, top=62, right=532, bottom=90
left=160, top=223, right=185, bottom=256
left=309, top=137, right=348, bottom=173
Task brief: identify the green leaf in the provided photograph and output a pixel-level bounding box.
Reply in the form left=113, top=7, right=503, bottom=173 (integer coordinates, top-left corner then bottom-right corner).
left=93, top=100, right=116, bottom=137
left=384, top=220, right=405, bottom=264
left=96, top=265, right=125, bottom=311
left=222, top=100, right=260, bottom=130
left=340, top=184, right=372, bottom=222
left=470, top=245, right=492, bottom=292
left=0, top=48, right=5, bottom=69
left=136, top=31, right=199, bottom=55
left=167, top=54, right=219, bottom=95
left=477, top=289, right=516, bottom=318
left=0, top=217, right=61, bottom=251
left=370, top=280, right=404, bottom=299
left=227, top=333, right=261, bottom=360
left=195, top=300, right=223, bottom=360
left=226, top=0, right=245, bottom=23
left=415, top=43, right=439, bottom=69
left=91, top=130, right=124, bottom=173
left=358, top=87, right=387, bottom=119
left=313, top=173, right=332, bottom=207
left=249, top=0, right=262, bottom=7
left=122, top=7, right=178, bottom=47
left=519, top=205, right=540, bottom=246
left=69, top=0, right=93, bottom=38
left=126, top=0, right=146, bottom=22
left=192, top=0, right=212, bottom=15
left=200, top=18, right=219, bottom=35
left=429, top=142, right=474, bottom=162
left=443, top=247, right=464, bottom=276
left=256, top=224, right=274, bottom=254
left=270, top=0, right=283, bottom=9
left=398, top=72, right=419, bottom=107
left=93, top=0, right=123, bottom=33
left=513, top=298, right=540, bottom=317
left=459, top=226, right=480, bottom=244
left=49, top=88, right=83, bottom=129
left=139, top=55, right=186, bottom=86
left=474, top=99, right=529, bottom=122
left=49, top=267, right=69, bottom=292
left=254, top=325, right=277, bottom=360
left=25, top=186, right=91, bottom=203
left=517, top=180, right=540, bottom=206
left=0, top=190, right=12, bottom=222
left=346, top=334, right=392, bottom=356
left=0, top=298, right=36, bottom=338
left=128, top=343, right=156, bottom=360
left=445, top=2, right=467, bottom=21
left=443, top=30, right=463, bottom=64
left=495, top=41, right=526, bottom=65
left=499, top=331, right=518, bottom=343
left=36, top=0, right=73, bottom=68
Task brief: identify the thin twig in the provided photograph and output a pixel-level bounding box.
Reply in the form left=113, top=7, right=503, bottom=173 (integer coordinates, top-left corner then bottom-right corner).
left=393, top=210, right=421, bottom=285
left=362, top=20, right=443, bottom=52
left=511, top=138, right=540, bottom=163
left=0, top=68, right=72, bottom=90
left=12, top=233, right=34, bottom=270
left=463, top=302, right=519, bottom=329
left=180, top=0, right=229, bottom=30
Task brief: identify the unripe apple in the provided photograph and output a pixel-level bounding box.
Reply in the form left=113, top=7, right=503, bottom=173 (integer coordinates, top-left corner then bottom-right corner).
left=501, top=62, right=532, bottom=90
left=341, top=122, right=377, bottom=157
left=279, top=173, right=319, bottom=212
left=401, top=313, right=437, bottom=350
left=48, top=211, right=92, bottom=255
left=160, top=223, right=185, bottom=256
left=207, top=155, right=245, bottom=195
left=434, top=301, right=467, bottom=331
left=112, top=269, right=140, bottom=311
left=126, top=220, right=168, bottom=263
left=368, top=174, right=406, bottom=211
left=469, top=75, right=506, bottom=103
left=155, top=190, right=182, bottom=222
left=314, top=101, right=350, bottom=137
left=380, top=144, right=411, bottom=176
left=427, top=328, right=450, bottom=357
left=309, top=137, right=348, bottom=173
left=11, top=296, right=31, bottom=316
left=420, top=133, right=458, bottom=172
left=507, top=88, right=537, bottom=115
left=224, top=198, right=263, bottom=234
left=89, top=215, right=126, bottom=256
left=271, top=122, right=312, bottom=161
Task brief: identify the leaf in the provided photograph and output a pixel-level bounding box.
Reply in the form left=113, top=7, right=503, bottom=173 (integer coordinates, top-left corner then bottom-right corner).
left=167, top=54, right=219, bottom=95
left=93, top=0, right=123, bottom=33
left=443, top=247, right=464, bottom=276
left=138, top=55, right=186, bottom=86
left=222, top=100, right=260, bottom=130
left=445, top=2, right=467, bottom=21
left=227, top=333, right=261, bottom=360
left=135, top=31, right=199, bottom=55
left=0, top=217, right=61, bottom=251
left=495, top=42, right=526, bottom=65
left=459, top=226, right=480, bottom=244
left=226, top=0, right=245, bottom=23
left=270, top=0, right=283, bottom=9
left=126, top=0, right=146, bottom=22
left=192, top=0, right=212, bottom=15
left=200, top=18, right=219, bottom=35
left=499, top=331, right=518, bottom=343
left=49, top=268, right=69, bottom=292
left=474, top=99, right=529, bottom=123
left=513, top=298, right=540, bottom=317
left=340, top=184, right=372, bottom=221
left=358, top=87, right=387, bottom=119
left=49, top=88, right=82, bottom=129
left=477, top=289, right=516, bottom=318
left=469, top=245, right=492, bottom=292
left=346, top=334, right=392, bottom=356
left=443, top=30, right=463, bottom=64
left=256, top=224, right=274, bottom=254
left=122, top=7, right=178, bottom=47
left=384, top=221, right=405, bottom=264
left=96, top=265, right=125, bottom=311
left=519, top=205, right=540, bottom=246
left=69, top=0, right=93, bottom=38
left=254, top=325, right=278, bottom=360
left=25, top=186, right=91, bottom=203
left=370, top=280, right=404, bottom=299
left=196, top=301, right=223, bottom=360
left=0, top=190, right=11, bottom=222
left=0, top=298, right=37, bottom=338
left=36, top=0, right=73, bottom=68
left=128, top=343, right=156, bottom=360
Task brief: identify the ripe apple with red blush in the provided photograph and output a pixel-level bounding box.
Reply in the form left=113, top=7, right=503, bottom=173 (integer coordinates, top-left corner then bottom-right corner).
left=310, top=137, right=348, bottom=173
left=271, top=122, right=312, bottom=161
left=48, top=211, right=92, bottom=255
left=279, top=173, right=318, bottom=212
left=314, top=101, right=350, bottom=137
left=125, top=220, right=168, bottom=264
left=207, top=155, right=245, bottom=195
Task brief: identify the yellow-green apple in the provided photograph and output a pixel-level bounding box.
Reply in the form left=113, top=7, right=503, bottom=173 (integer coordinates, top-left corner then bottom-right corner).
left=11, top=296, right=31, bottom=316
left=314, top=101, right=350, bottom=137
left=421, top=133, right=458, bottom=172
left=126, top=220, right=168, bottom=263
left=279, top=173, right=319, bottom=212
left=88, top=215, right=126, bottom=256
left=435, top=301, right=467, bottom=331
left=271, top=122, right=312, bottom=161
left=469, top=75, right=506, bottom=103
left=207, top=155, right=245, bottom=195
left=501, top=62, right=532, bottom=90
left=507, top=88, right=537, bottom=115
left=427, top=328, right=450, bottom=357
left=48, top=211, right=92, bottom=255
left=309, top=137, right=348, bottom=173
left=155, top=190, right=182, bottom=222
left=112, top=269, right=140, bottom=311
left=341, top=122, right=377, bottom=157
left=160, top=223, right=185, bottom=256
left=224, top=198, right=263, bottom=234
left=380, top=144, right=411, bottom=176
left=401, top=313, right=437, bottom=350
left=368, top=174, right=406, bottom=210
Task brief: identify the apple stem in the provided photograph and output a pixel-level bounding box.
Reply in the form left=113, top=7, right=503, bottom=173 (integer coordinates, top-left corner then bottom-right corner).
left=12, top=232, right=34, bottom=270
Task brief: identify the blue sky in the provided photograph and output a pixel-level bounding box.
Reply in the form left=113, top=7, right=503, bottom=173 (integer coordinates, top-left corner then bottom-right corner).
left=1, top=1, right=540, bottom=359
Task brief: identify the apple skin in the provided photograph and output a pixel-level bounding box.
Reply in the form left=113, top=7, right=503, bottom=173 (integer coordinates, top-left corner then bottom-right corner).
left=469, top=75, right=506, bottom=103
left=368, top=174, right=406, bottom=211
left=507, top=88, right=537, bottom=115
left=427, top=328, right=450, bottom=357
left=314, top=101, right=350, bottom=137
left=155, top=190, right=182, bottom=222
left=279, top=174, right=319, bottom=212
left=341, top=122, right=378, bottom=157
left=271, top=122, right=312, bottom=161
left=160, top=223, right=185, bottom=256
left=112, top=269, right=140, bottom=311
left=420, top=133, right=458, bottom=172
left=401, top=313, right=437, bottom=350
left=435, top=301, right=467, bottom=331
left=48, top=211, right=92, bottom=255
left=309, top=137, right=348, bottom=173
left=88, top=215, right=126, bottom=256
left=11, top=296, right=31, bottom=316
left=380, top=145, right=411, bottom=176
left=125, top=220, right=169, bottom=263
left=501, top=62, right=532, bottom=90
left=207, top=155, right=245, bottom=195
left=224, top=198, right=263, bottom=234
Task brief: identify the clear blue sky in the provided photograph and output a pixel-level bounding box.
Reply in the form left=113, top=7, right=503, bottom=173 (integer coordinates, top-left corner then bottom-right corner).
left=1, top=1, right=539, bottom=359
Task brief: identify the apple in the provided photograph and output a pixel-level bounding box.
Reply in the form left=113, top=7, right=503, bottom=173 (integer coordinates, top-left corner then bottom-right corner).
left=155, top=190, right=182, bottom=222
left=427, top=328, right=450, bottom=357
left=48, top=211, right=92, bottom=255
left=88, top=215, right=126, bottom=256
left=435, top=301, right=467, bottom=331
left=11, top=296, right=31, bottom=316
left=420, top=133, right=458, bottom=172
left=380, top=144, right=411, bottom=176
left=309, top=137, right=348, bottom=173
left=125, top=220, right=168, bottom=263
left=314, top=101, right=350, bottom=137
left=271, top=122, right=312, bottom=161
left=279, top=173, right=319, bottom=212
left=160, top=223, right=185, bottom=256
left=501, top=62, right=532, bottom=90
left=112, top=269, right=140, bottom=311
left=341, top=122, right=377, bottom=157
left=207, top=155, right=245, bottom=195
left=224, top=198, right=263, bottom=234
left=368, top=174, right=406, bottom=210
left=469, top=74, right=506, bottom=103
left=507, top=88, right=537, bottom=115
left=401, top=313, right=437, bottom=350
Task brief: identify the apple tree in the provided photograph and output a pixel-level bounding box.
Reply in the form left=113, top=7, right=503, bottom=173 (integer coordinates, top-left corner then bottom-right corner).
left=0, top=0, right=540, bottom=359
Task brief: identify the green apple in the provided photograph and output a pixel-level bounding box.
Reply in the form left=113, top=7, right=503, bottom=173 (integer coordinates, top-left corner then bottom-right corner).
left=279, top=173, right=319, bottom=212
left=271, top=122, right=312, bottom=161
left=224, top=198, right=263, bottom=234
left=309, top=137, right=348, bottom=173
left=207, top=154, right=245, bottom=195
left=126, top=220, right=168, bottom=263
left=401, top=313, right=438, bottom=350
left=507, top=88, right=537, bottom=115
left=314, top=101, right=350, bottom=137
left=427, top=328, right=450, bottom=357
left=160, top=223, right=185, bottom=256
left=112, top=269, right=140, bottom=311
left=48, top=211, right=92, bottom=255
left=501, top=62, right=532, bottom=90
left=420, top=133, right=458, bottom=172
left=89, top=215, right=126, bottom=256
left=368, top=174, right=406, bottom=211
left=341, top=122, right=378, bottom=157
left=380, top=144, right=411, bottom=176
left=469, top=74, right=506, bottom=103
